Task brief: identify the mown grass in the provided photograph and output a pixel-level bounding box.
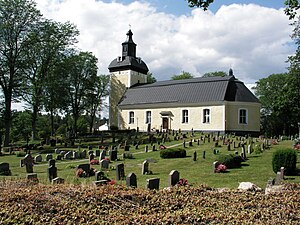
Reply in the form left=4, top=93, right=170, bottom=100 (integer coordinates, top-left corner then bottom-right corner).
left=0, top=133, right=299, bottom=189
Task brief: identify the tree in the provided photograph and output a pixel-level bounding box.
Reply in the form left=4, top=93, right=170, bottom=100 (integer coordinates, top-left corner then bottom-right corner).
left=187, top=0, right=299, bottom=20
left=253, top=73, right=298, bottom=136
left=0, top=0, right=42, bottom=146
left=171, top=71, right=194, bottom=80
left=85, top=75, right=110, bottom=133
left=21, top=20, right=79, bottom=140
left=202, top=71, right=227, bottom=78
left=147, top=72, right=157, bottom=83
left=62, top=51, right=98, bottom=137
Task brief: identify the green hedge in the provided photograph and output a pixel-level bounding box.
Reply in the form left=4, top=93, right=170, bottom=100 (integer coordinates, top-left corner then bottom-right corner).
left=216, top=154, right=244, bottom=169
left=160, top=148, right=186, bottom=159
left=272, top=148, right=297, bottom=175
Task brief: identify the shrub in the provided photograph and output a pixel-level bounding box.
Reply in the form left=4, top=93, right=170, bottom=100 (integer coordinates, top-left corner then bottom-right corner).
left=160, top=148, right=186, bottom=159
left=272, top=148, right=297, bottom=175
left=15, top=151, right=26, bottom=157
left=123, top=152, right=134, bottom=159
left=216, top=154, right=244, bottom=169
left=253, top=144, right=262, bottom=154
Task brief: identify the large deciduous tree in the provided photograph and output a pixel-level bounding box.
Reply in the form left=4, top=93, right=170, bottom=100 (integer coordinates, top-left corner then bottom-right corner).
left=62, top=51, right=98, bottom=137
left=0, top=0, right=42, bottom=146
left=21, top=20, right=79, bottom=140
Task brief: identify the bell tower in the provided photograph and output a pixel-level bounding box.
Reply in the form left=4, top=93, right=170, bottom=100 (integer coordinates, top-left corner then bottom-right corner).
left=108, top=29, right=149, bottom=128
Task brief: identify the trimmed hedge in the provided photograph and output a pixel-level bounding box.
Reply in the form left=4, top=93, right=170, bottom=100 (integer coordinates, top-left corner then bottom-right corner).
left=272, top=148, right=297, bottom=175
left=216, top=154, right=244, bottom=169
left=160, top=148, right=186, bottom=159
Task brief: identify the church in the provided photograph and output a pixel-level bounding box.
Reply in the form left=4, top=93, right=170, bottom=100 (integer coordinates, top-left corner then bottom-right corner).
left=108, top=30, right=261, bottom=136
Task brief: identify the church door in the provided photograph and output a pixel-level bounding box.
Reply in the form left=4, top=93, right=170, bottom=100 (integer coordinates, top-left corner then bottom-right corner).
left=162, top=118, right=169, bottom=130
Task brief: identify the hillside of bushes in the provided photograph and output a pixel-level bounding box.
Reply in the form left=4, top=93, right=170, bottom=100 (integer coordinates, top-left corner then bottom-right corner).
left=0, top=181, right=299, bottom=224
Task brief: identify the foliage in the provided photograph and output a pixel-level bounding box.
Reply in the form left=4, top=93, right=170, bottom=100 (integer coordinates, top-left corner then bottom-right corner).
left=15, top=151, right=26, bottom=157
left=253, top=73, right=299, bottom=136
left=11, top=111, right=32, bottom=142
left=147, top=72, right=157, bottom=83
left=202, top=71, right=227, bottom=78
left=216, top=154, right=244, bottom=169
left=160, top=148, right=186, bottom=158
left=123, top=152, right=134, bottom=159
left=272, top=148, right=297, bottom=175
left=0, top=181, right=299, bottom=224
left=171, top=71, right=194, bottom=80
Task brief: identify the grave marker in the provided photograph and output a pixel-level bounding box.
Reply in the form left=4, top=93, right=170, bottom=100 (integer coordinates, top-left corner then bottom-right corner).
left=142, top=160, right=149, bottom=175
left=146, top=178, right=160, bottom=190
left=126, top=173, right=137, bottom=188
left=116, top=163, right=125, bottom=180
left=169, top=170, right=180, bottom=187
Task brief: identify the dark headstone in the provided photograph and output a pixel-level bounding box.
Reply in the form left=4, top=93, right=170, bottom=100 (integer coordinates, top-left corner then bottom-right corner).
left=95, top=150, right=100, bottom=157
left=116, top=163, right=125, bottom=181
left=193, top=151, right=197, bottom=161
left=169, top=170, right=180, bottom=187
left=109, top=150, right=118, bottom=161
left=126, top=173, right=137, bottom=188
left=146, top=178, right=160, bottom=190
left=95, top=171, right=105, bottom=181
left=77, top=164, right=90, bottom=174
left=23, top=154, right=34, bottom=173
left=142, top=160, right=149, bottom=175
left=100, top=159, right=109, bottom=170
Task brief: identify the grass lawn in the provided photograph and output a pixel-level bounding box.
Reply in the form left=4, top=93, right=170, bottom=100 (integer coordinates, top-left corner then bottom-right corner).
left=0, top=134, right=299, bottom=189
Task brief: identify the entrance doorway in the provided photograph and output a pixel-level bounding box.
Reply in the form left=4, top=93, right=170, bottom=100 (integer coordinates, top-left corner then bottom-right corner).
left=162, top=118, right=169, bottom=130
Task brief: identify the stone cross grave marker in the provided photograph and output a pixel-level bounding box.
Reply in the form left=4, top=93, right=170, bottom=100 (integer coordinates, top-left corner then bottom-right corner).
left=169, top=170, right=180, bottom=187
left=126, top=173, right=137, bottom=188
left=22, top=154, right=34, bottom=173
left=47, top=159, right=57, bottom=182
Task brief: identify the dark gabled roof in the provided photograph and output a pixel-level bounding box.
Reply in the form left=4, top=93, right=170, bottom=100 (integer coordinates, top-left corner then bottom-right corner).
left=108, top=56, right=149, bottom=74
left=118, top=76, right=260, bottom=107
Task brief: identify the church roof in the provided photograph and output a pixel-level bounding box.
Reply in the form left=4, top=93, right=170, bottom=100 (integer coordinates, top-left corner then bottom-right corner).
left=108, top=56, right=148, bottom=74
left=118, top=75, right=260, bottom=108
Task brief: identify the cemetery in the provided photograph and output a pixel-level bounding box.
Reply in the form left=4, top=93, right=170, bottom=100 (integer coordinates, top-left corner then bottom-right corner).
left=0, top=131, right=299, bottom=223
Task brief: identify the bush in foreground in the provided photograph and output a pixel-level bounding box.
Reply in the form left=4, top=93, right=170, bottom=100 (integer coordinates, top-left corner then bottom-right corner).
left=272, top=148, right=297, bottom=175
left=160, top=148, right=186, bottom=159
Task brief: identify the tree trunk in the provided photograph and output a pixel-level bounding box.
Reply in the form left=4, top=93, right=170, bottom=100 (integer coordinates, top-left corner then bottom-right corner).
left=50, top=109, right=54, bottom=137
left=31, top=105, right=38, bottom=141
left=4, top=97, right=12, bottom=147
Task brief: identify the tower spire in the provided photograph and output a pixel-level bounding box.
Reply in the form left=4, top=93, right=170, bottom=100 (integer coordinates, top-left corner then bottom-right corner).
left=122, top=29, right=136, bottom=59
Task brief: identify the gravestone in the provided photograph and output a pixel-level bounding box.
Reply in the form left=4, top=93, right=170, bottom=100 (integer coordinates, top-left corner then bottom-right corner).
left=81, top=150, right=87, bottom=159
left=203, top=151, right=206, bottom=159
left=55, top=149, right=60, bottom=154
left=64, top=151, right=72, bottom=160
left=95, top=171, right=105, bottom=181
left=45, top=154, right=53, bottom=162
left=34, top=154, right=42, bottom=163
left=116, top=163, right=125, bottom=180
left=189, top=141, right=193, bottom=147
left=145, top=145, right=148, bottom=153
left=77, top=164, right=90, bottom=174
left=100, top=159, right=109, bottom=170
left=56, top=155, right=62, bottom=160
left=152, top=145, right=156, bottom=151
left=73, top=151, right=79, bottom=159
left=52, top=177, right=65, bottom=184
left=88, top=150, right=94, bottom=156
left=197, top=139, right=200, bottom=145
left=227, top=143, right=231, bottom=151
left=26, top=173, right=38, bottom=181
left=169, top=170, right=180, bottom=187
left=241, top=145, right=247, bottom=159
left=95, top=150, right=100, bottom=157
left=183, top=141, right=186, bottom=148
left=247, top=145, right=252, bottom=154
left=22, top=154, right=34, bottom=173
left=142, top=160, right=149, bottom=175
left=47, top=159, right=57, bottom=182
left=100, top=150, right=106, bottom=160
left=146, top=178, right=160, bottom=190
left=89, top=153, right=95, bottom=161
left=109, top=150, right=117, bottom=161
left=0, top=162, right=11, bottom=175
left=193, top=151, right=197, bottom=161
left=213, top=161, right=220, bottom=173
left=126, top=173, right=137, bottom=188
left=124, top=145, right=130, bottom=151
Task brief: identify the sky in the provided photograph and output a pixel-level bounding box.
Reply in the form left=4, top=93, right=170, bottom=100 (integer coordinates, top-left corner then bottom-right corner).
left=34, top=0, right=295, bottom=85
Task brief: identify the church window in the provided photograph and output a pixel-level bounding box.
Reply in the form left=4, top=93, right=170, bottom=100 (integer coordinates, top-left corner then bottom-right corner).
left=146, top=111, right=151, bottom=124
left=182, top=110, right=188, bottom=123
left=203, top=109, right=210, bottom=123
left=239, top=109, right=248, bottom=124
left=129, top=111, right=134, bottom=124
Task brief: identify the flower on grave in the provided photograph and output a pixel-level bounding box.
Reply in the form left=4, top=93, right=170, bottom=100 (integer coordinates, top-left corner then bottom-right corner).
left=272, top=140, right=278, bottom=145
left=104, top=158, right=110, bottom=162
left=177, top=178, right=188, bottom=186
left=159, top=145, right=167, bottom=149
left=108, top=180, right=116, bottom=185
left=215, top=164, right=227, bottom=173
left=76, top=168, right=87, bottom=178
left=90, top=159, right=99, bottom=165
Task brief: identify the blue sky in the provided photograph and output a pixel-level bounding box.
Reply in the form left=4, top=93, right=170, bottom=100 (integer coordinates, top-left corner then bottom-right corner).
left=103, top=0, right=286, bottom=15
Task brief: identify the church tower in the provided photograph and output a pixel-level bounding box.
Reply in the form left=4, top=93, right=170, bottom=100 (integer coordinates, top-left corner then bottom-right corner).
left=108, top=29, right=149, bottom=128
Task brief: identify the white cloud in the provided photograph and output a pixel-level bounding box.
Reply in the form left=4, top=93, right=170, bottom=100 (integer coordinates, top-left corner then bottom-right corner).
left=35, top=0, right=295, bottom=84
